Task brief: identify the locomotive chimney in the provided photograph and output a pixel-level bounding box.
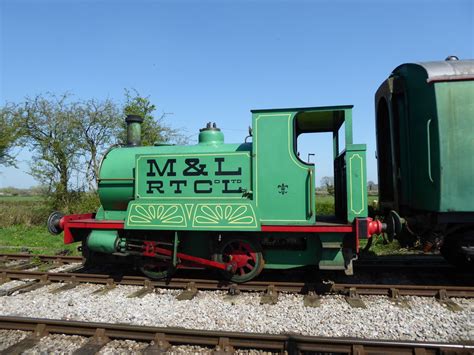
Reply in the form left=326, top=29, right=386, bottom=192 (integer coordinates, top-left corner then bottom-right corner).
left=125, top=114, right=144, bottom=146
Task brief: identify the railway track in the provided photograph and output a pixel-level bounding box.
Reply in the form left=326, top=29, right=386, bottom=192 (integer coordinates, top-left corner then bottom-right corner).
left=0, top=254, right=472, bottom=352
left=0, top=253, right=472, bottom=308
left=0, top=253, right=82, bottom=272
left=0, top=253, right=82, bottom=263
left=0, top=315, right=472, bottom=354
left=0, top=268, right=473, bottom=310
left=0, top=252, right=453, bottom=268
left=353, top=254, right=453, bottom=269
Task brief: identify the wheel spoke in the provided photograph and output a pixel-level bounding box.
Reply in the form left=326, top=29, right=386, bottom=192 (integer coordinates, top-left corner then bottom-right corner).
left=217, top=239, right=263, bottom=282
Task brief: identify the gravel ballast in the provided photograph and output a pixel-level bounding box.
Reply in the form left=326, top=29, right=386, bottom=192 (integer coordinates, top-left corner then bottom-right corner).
left=0, top=283, right=471, bottom=343
left=22, top=334, right=87, bottom=354
left=0, top=329, right=28, bottom=350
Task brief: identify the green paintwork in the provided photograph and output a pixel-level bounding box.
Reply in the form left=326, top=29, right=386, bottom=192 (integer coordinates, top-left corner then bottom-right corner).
left=125, top=199, right=259, bottom=230
left=252, top=106, right=366, bottom=224
left=252, top=111, right=314, bottom=224
left=393, top=64, right=440, bottom=212
left=87, top=230, right=119, bottom=253
left=435, top=81, right=474, bottom=212
left=346, top=146, right=368, bottom=221
left=376, top=62, right=474, bottom=213
left=319, top=249, right=345, bottom=269
left=318, top=233, right=346, bottom=270
left=198, top=129, right=224, bottom=144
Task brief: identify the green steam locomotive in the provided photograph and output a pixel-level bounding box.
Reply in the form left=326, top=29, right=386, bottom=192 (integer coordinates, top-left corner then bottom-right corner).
left=48, top=57, right=474, bottom=281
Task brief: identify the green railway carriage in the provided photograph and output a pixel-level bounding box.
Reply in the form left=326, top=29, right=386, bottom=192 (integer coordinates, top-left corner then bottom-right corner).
left=49, top=105, right=382, bottom=282
left=375, top=57, right=474, bottom=266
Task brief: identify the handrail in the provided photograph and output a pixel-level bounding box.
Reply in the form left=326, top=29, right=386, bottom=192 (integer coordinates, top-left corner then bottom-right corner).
left=308, top=168, right=314, bottom=218
left=427, top=119, right=434, bottom=183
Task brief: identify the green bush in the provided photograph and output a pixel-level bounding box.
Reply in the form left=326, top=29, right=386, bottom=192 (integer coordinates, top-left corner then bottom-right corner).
left=0, top=199, right=50, bottom=227
left=0, top=192, right=100, bottom=227
left=68, top=192, right=100, bottom=214
left=316, top=202, right=335, bottom=215
left=46, top=191, right=100, bottom=215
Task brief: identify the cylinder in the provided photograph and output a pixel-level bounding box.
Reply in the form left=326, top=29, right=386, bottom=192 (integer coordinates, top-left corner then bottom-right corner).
left=87, top=230, right=119, bottom=253
left=125, top=114, right=144, bottom=146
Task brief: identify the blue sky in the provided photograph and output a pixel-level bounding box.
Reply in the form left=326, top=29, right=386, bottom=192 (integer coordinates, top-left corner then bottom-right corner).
left=0, top=0, right=473, bottom=188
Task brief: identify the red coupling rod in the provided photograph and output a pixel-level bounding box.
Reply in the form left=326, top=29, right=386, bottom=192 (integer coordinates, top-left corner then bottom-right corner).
left=142, top=241, right=234, bottom=272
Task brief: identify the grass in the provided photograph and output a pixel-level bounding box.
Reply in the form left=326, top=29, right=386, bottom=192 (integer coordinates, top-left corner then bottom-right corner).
left=0, top=225, right=80, bottom=255
left=315, top=193, right=378, bottom=215
left=0, top=197, right=50, bottom=226
left=0, top=195, right=44, bottom=202
left=315, top=194, right=378, bottom=204
left=0, top=193, right=94, bottom=256
left=359, top=236, right=410, bottom=255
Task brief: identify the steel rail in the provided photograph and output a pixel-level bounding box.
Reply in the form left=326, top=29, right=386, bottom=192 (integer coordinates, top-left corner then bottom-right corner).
left=0, top=269, right=473, bottom=298
left=0, top=253, right=454, bottom=267
left=0, top=254, right=83, bottom=263
left=0, top=253, right=458, bottom=275
left=0, top=316, right=472, bottom=354
left=353, top=255, right=454, bottom=269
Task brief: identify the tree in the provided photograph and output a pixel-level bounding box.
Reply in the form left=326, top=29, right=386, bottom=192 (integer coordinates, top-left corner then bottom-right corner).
left=75, top=99, right=121, bottom=189
left=0, top=103, right=22, bottom=167
left=320, top=176, right=335, bottom=196
left=122, top=89, right=186, bottom=146
left=367, top=180, right=376, bottom=191
left=10, top=90, right=185, bottom=209
left=19, top=93, right=82, bottom=206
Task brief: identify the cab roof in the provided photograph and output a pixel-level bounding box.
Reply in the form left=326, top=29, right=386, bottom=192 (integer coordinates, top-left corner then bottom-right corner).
left=251, top=105, right=353, bottom=133
left=394, top=59, right=474, bottom=83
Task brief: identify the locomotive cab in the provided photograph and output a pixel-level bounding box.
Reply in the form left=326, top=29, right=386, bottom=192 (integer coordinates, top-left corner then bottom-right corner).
left=251, top=105, right=368, bottom=224
left=252, top=106, right=378, bottom=274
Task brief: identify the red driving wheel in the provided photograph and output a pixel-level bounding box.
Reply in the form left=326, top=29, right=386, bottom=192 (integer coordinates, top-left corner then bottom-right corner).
left=214, top=238, right=264, bottom=283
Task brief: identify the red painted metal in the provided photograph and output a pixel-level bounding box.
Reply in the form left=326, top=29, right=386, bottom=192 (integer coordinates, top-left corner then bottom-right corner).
left=261, top=225, right=353, bottom=233
left=263, top=219, right=383, bottom=254
left=67, top=219, right=124, bottom=229
left=142, top=241, right=231, bottom=271
left=222, top=240, right=257, bottom=277
left=60, top=214, right=124, bottom=244
left=368, top=219, right=384, bottom=236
